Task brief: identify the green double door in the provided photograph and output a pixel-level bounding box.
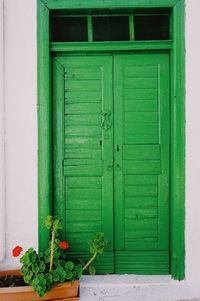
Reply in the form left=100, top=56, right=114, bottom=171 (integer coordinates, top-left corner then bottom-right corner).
left=53, top=53, right=170, bottom=274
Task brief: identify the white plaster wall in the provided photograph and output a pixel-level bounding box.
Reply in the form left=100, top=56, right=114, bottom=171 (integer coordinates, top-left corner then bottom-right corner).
left=185, top=0, right=200, bottom=283
left=0, top=0, right=38, bottom=269
left=0, top=0, right=5, bottom=262
left=0, top=0, right=200, bottom=287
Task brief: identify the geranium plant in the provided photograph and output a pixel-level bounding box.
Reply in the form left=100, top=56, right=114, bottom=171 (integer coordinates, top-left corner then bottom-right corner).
left=12, top=215, right=107, bottom=297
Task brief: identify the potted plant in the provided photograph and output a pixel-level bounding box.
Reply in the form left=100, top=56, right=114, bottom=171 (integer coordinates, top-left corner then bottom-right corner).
left=0, top=216, right=107, bottom=301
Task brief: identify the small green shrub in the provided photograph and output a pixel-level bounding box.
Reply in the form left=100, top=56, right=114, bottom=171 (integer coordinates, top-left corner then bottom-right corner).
left=12, top=216, right=107, bottom=297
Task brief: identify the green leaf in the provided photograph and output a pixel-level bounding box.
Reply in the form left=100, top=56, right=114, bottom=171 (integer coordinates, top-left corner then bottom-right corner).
left=37, top=274, right=46, bottom=286
left=29, top=252, right=37, bottom=263
left=45, top=273, right=53, bottom=291
left=88, top=266, right=96, bottom=276
left=97, top=247, right=104, bottom=255
left=65, top=261, right=74, bottom=271
left=51, top=270, right=59, bottom=282
left=74, top=264, right=83, bottom=279
left=44, top=256, right=50, bottom=264
left=88, top=232, right=107, bottom=255
left=31, top=274, right=47, bottom=296
left=53, top=247, right=61, bottom=259
left=37, top=289, right=45, bottom=298
left=45, top=273, right=53, bottom=284
left=23, top=271, right=33, bottom=284
left=54, top=259, right=61, bottom=267
left=20, top=248, right=37, bottom=266
left=21, top=265, right=30, bottom=276
left=32, top=277, right=40, bottom=286
left=32, top=263, right=39, bottom=274
left=74, top=264, right=83, bottom=273
left=33, top=283, right=45, bottom=298
left=53, top=217, right=62, bottom=232
left=65, top=270, right=73, bottom=280
left=56, top=266, right=66, bottom=283
left=39, top=261, right=46, bottom=273
left=45, top=215, right=53, bottom=230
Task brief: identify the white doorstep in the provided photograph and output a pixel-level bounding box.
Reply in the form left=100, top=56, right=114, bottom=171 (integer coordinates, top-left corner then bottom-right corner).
left=79, top=275, right=200, bottom=301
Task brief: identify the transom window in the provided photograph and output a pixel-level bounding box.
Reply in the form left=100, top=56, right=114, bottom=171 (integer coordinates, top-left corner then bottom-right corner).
left=50, top=12, right=170, bottom=42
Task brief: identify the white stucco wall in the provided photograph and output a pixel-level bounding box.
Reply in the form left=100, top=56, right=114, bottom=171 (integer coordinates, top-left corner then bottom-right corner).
left=0, top=0, right=5, bottom=262
left=0, top=0, right=200, bottom=289
left=0, top=0, right=38, bottom=269
left=185, top=0, right=200, bottom=283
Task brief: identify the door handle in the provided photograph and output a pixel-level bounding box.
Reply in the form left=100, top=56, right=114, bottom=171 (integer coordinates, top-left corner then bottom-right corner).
left=101, top=111, right=112, bottom=131
left=101, top=112, right=107, bottom=129
left=106, top=111, right=112, bottom=130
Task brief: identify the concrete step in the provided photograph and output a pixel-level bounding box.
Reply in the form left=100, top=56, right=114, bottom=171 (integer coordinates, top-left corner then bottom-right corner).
left=79, top=276, right=200, bottom=301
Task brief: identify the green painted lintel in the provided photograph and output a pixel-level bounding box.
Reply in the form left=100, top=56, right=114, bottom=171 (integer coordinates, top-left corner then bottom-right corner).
left=44, top=0, right=180, bottom=10
left=51, top=41, right=173, bottom=52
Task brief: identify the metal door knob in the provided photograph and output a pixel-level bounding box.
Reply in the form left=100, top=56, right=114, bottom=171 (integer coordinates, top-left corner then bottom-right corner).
left=116, top=164, right=121, bottom=171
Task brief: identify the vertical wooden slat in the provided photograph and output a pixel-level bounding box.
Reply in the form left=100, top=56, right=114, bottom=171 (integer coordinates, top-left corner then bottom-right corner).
left=157, top=54, right=170, bottom=250
left=101, top=56, right=114, bottom=252
left=38, top=0, right=51, bottom=251
left=52, top=59, right=66, bottom=240
left=113, top=55, right=125, bottom=251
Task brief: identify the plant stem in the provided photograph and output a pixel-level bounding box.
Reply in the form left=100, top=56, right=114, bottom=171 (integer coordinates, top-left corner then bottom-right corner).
left=49, top=229, right=55, bottom=272
left=83, top=251, right=97, bottom=271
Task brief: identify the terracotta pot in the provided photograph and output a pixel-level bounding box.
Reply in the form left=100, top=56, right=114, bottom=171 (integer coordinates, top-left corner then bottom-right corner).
left=0, top=270, right=79, bottom=301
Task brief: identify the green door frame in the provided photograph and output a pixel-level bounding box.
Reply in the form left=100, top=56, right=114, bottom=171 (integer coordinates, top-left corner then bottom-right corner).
left=37, top=0, right=185, bottom=280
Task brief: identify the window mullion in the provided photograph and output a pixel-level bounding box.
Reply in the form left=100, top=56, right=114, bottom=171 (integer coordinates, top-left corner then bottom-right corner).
left=129, top=15, right=135, bottom=41
left=88, top=16, right=93, bottom=42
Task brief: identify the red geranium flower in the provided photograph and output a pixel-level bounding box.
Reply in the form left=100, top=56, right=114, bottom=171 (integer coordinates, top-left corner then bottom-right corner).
left=12, top=246, right=23, bottom=257
left=59, top=241, right=69, bottom=250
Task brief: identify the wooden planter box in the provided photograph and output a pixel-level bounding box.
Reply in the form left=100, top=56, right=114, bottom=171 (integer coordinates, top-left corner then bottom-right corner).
left=0, top=270, right=79, bottom=301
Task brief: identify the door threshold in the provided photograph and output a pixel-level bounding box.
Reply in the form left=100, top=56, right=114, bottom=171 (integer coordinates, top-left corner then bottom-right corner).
left=80, top=275, right=177, bottom=288
left=79, top=276, right=200, bottom=301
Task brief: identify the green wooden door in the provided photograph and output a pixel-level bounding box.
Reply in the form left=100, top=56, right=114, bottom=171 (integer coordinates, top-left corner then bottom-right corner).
left=53, top=53, right=169, bottom=274
left=114, top=54, right=169, bottom=274
left=53, top=55, right=114, bottom=273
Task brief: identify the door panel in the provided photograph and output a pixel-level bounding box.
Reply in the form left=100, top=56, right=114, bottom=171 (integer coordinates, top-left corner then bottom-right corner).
left=53, top=55, right=114, bottom=273
left=114, top=54, right=170, bottom=274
